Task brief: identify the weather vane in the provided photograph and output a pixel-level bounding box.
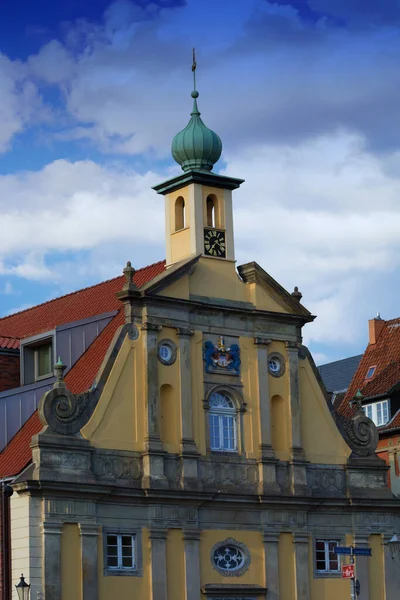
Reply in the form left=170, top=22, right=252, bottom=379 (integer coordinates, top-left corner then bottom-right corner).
left=192, top=47, right=197, bottom=92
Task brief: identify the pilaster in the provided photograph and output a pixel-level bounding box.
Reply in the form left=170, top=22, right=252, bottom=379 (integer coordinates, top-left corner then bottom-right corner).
left=141, top=321, right=167, bottom=489
left=149, top=528, right=168, bottom=600
left=353, top=535, right=370, bottom=600
left=263, top=532, right=280, bottom=600
left=254, top=337, right=279, bottom=495
left=183, top=529, right=201, bottom=600
left=79, top=524, right=99, bottom=600
left=383, top=534, right=400, bottom=600
left=42, top=521, right=63, bottom=600
left=177, top=328, right=200, bottom=490
left=293, top=533, right=310, bottom=600
left=286, top=342, right=309, bottom=496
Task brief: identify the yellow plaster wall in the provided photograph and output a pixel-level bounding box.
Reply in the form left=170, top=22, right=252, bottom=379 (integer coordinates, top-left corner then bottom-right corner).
left=82, top=335, right=144, bottom=451
left=201, top=185, right=226, bottom=228
left=298, top=357, right=350, bottom=464
left=167, top=530, right=185, bottom=600
left=159, top=327, right=181, bottom=453
left=189, top=258, right=248, bottom=302
left=200, top=530, right=264, bottom=589
left=171, top=228, right=192, bottom=264
left=251, top=282, right=291, bottom=313
left=158, top=273, right=190, bottom=299
left=192, top=330, right=206, bottom=455
left=278, top=533, right=296, bottom=600
left=240, top=336, right=259, bottom=457
left=61, top=524, right=81, bottom=600
left=98, top=528, right=151, bottom=600
left=369, top=534, right=385, bottom=600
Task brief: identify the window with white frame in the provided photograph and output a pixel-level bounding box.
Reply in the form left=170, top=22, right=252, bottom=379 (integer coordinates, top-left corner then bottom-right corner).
left=106, top=533, right=136, bottom=571
left=315, top=539, right=340, bottom=574
left=22, top=337, right=53, bottom=384
left=363, top=400, right=389, bottom=427
left=209, top=392, right=237, bottom=452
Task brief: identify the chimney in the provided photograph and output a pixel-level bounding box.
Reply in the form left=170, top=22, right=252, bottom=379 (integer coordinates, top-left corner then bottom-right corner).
left=368, top=313, right=385, bottom=345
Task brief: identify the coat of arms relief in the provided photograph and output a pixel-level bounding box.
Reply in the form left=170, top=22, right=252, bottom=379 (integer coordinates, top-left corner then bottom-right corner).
left=203, top=335, right=241, bottom=375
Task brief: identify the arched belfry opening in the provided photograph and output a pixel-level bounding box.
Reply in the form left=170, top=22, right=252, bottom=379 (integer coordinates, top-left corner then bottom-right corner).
left=174, top=196, right=186, bottom=231
left=206, top=194, right=219, bottom=228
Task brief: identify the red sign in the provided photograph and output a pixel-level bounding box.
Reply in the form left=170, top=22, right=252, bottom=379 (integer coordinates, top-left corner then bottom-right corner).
left=342, top=565, right=355, bottom=579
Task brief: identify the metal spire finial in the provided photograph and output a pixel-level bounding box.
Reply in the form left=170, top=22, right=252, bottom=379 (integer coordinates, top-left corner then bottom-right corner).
left=192, top=47, right=197, bottom=93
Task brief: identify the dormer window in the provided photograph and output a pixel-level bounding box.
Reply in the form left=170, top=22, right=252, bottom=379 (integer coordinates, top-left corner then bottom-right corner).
left=21, top=335, right=54, bottom=384
left=363, top=399, right=389, bottom=427
left=365, top=366, right=376, bottom=380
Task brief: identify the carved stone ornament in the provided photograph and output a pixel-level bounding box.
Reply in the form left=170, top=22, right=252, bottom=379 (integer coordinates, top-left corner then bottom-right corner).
left=211, top=538, right=250, bottom=577
left=335, top=407, right=379, bottom=457
left=39, top=323, right=137, bottom=436
left=203, top=336, right=241, bottom=375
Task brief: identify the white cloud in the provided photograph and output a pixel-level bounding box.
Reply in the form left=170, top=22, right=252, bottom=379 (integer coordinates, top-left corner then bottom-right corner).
left=1, top=130, right=400, bottom=358
left=0, top=54, right=48, bottom=153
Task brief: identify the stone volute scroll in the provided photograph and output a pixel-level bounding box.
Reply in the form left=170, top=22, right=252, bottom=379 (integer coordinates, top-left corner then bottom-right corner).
left=38, top=357, right=93, bottom=436
left=335, top=390, right=379, bottom=457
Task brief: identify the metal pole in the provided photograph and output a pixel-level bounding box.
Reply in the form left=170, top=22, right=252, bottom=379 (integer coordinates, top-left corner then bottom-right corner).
left=350, top=546, right=356, bottom=600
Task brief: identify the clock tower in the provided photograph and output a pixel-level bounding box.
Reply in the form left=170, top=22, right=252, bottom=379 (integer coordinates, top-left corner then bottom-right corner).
left=153, top=60, right=243, bottom=267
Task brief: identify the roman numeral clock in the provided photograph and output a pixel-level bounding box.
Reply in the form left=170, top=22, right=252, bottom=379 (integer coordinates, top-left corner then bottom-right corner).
left=204, top=228, right=226, bottom=258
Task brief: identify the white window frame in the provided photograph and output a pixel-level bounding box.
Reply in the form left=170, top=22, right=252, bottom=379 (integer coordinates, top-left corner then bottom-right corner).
left=315, top=539, right=341, bottom=574
left=209, top=392, right=237, bottom=453
left=106, top=532, right=136, bottom=572
left=20, top=332, right=55, bottom=385
left=363, top=399, right=389, bottom=427
left=34, top=341, right=53, bottom=381
left=365, top=365, right=376, bottom=380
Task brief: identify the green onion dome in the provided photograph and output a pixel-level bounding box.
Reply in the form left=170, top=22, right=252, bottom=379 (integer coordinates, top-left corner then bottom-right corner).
left=171, top=90, right=222, bottom=172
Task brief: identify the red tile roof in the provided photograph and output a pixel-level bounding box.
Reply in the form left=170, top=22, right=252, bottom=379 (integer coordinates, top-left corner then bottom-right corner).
left=339, top=318, right=400, bottom=429
left=0, top=336, right=19, bottom=350
left=0, top=411, right=42, bottom=478
left=0, top=260, right=165, bottom=339
left=0, top=259, right=166, bottom=478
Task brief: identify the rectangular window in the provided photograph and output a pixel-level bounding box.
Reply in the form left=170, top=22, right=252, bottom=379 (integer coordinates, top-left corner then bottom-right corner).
left=22, top=337, right=54, bottom=385
left=210, top=414, right=237, bottom=452
left=106, top=533, right=135, bottom=571
left=35, top=342, right=52, bottom=379
left=363, top=400, right=390, bottom=427
left=365, top=366, right=376, bottom=379
left=315, top=539, right=340, bottom=573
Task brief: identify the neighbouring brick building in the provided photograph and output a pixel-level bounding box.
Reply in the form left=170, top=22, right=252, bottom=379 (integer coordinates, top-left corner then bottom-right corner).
left=337, top=315, right=400, bottom=497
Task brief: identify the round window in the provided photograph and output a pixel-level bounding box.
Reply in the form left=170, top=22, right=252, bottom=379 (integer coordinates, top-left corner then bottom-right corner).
left=159, top=344, right=172, bottom=363
left=213, top=544, right=245, bottom=572
left=211, top=538, right=250, bottom=577
left=268, top=357, right=281, bottom=373
left=157, top=339, right=177, bottom=365
left=267, top=352, right=286, bottom=377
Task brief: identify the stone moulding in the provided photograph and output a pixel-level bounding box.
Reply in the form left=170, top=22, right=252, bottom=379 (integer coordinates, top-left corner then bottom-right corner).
left=38, top=322, right=137, bottom=436
left=300, top=345, right=379, bottom=458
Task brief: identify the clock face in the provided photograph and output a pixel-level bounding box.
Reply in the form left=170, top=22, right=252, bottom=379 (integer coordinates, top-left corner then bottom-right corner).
left=204, top=228, right=226, bottom=258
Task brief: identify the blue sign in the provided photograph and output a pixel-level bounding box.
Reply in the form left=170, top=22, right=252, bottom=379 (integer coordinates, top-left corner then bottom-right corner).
left=334, top=547, right=352, bottom=555
left=334, top=546, right=372, bottom=557
left=353, top=548, right=372, bottom=557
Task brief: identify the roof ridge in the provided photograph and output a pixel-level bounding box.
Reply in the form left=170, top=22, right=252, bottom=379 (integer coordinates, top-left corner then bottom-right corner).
left=0, top=259, right=165, bottom=325
left=319, top=354, right=363, bottom=369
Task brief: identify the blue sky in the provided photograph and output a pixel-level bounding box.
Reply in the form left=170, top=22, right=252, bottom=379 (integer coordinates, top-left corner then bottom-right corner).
left=1, top=0, right=400, bottom=364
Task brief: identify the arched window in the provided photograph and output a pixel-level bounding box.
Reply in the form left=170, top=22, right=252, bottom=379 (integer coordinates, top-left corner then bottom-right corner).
left=206, top=194, right=220, bottom=228
left=175, top=196, right=186, bottom=231
left=206, top=195, right=215, bottom=227
left=209, top=392, right=237, bottom=452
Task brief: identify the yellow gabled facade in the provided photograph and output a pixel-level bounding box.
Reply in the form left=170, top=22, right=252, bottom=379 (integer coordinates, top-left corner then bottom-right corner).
left=9, top=74, right=400, bottom=600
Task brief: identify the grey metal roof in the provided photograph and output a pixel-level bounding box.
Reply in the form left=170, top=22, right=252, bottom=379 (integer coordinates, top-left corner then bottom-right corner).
left=318, top=354, right=363, bottom=393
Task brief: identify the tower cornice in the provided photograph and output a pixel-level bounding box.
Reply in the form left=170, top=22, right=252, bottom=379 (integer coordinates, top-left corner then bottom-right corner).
left=152, top=170, right=244, bottom=196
